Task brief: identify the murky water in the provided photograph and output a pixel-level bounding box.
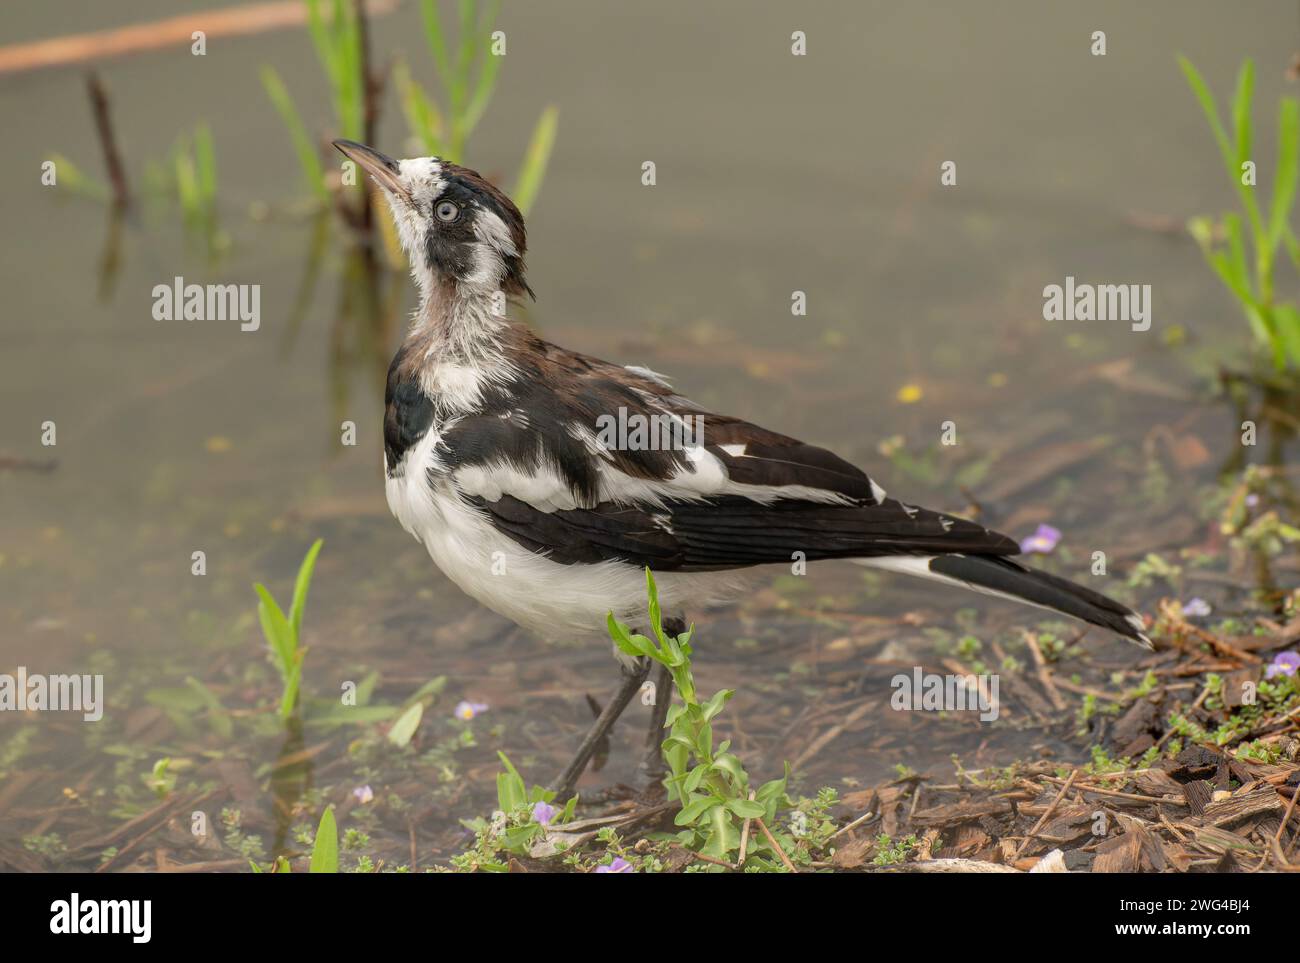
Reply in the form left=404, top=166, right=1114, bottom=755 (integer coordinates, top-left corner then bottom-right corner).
left=2, top=1, right=1298, bottom=869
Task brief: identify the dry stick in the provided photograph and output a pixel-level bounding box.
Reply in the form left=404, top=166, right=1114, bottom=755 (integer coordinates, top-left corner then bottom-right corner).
left=1022, top=630, right=1067, bottom=712
left=671, top=845, right=734, bottom=870
left=1013, top=768, right=1079, bottom=860
left=0, top=0, right=401, bottom=75
left=85, top=72, right=129, bottom=207
left=790, top=699, right=873, bottom=771
left=1161, top=601, right=1261, bottom=664
left=1276, top=781, right=1300, bottom=859
left=831, top=808, right=877, bottom=840
left=754, top=817, right=798, bottom=873
left=1040, top=775, right=1184, bottom=807
left=736, top=790, right=756, bottom=868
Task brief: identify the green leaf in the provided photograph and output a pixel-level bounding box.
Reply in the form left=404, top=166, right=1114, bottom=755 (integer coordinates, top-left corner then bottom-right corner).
left=290, top=539, right=324, bottom=641
left=683, top=764, right=708, bottom=794
left=1231, top=58, right=1254, bottom=173
left=700, top=805, right=739, bottom=858
left=261, top=66, right=328, bottom=199
left=309, top=807, right=339, bottom=873
left=387, top=701, right=424, bottom=747
left=1269, top=97, right=1299, bottom=254
left=725, top=798, right=766, bottom=819
left=512, top=105, right=559, bottom=216
left=700, top=688, right=733, bottom=722
left=711, top=752, right=748, bottom=787
left=675, top=793, right=720, bottom=826
left=496, top=752, right=527, bottom=811
left=254, top=584, right=293, bottom=673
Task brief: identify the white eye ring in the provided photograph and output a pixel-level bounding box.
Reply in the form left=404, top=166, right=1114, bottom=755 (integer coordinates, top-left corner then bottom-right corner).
left=435, top=200, right=460, bottom=222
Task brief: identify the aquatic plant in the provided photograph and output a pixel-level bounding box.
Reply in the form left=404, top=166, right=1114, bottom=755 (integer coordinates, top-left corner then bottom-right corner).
left=253, top=539, right=324, bottom=721
left=261, top=0, right=365, bottom=200
left=607, top=571, right=791, bottom=865
left=396, top=0, right=558, bottom=214
left=309, top=806, right=339, bottom=872
left=1179, top=56, right=1300, bottom=370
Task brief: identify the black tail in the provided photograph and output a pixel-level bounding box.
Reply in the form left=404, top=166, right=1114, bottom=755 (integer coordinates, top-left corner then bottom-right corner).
left=922, top=554, right=1152, bottom=648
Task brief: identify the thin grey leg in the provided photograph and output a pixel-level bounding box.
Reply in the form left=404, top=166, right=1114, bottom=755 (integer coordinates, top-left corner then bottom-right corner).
left=550, top=657, right=651, bottom=799
left=639, top=662, right=674, bottom=781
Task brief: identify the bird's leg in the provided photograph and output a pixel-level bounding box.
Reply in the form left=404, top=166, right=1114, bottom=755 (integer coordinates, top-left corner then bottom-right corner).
left=550, top=656, right=651, bottom=799
left=638, top=663, right=674, bottom=783
left=639, top=615, right=685, bottom=785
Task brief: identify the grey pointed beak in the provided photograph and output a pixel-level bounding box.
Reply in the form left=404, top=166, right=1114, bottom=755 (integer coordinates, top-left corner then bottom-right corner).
left=332, top=139, right=409, bottom=200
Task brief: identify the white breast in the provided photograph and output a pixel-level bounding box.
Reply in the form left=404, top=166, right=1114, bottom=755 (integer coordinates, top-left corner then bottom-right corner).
left=385, top=434, right=740, bottom=638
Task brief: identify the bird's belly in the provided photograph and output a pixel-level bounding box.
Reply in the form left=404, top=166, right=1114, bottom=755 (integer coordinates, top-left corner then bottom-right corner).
left=385, top=469, right=738, bottom=638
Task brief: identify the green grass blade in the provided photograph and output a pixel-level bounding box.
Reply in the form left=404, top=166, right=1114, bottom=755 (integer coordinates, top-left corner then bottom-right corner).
left=290, top=538, right=324, bottom=640
left=512, top=105, right=559, bottom=216
left=394, top=60, right=446, bottom=155
left=421, top=0, right=453, bottom=87
left=305, top=0, right=340, bottom=88
left=193, top=123, right=216, bottom=207
left=462, top=0, right=502, bottom=141
left=1178, top=55, right=1235, bottom=176
left=1268, top=97, right=1299, bottom=253
left=45, top=152, right=108, bottom=202
left=309, top=807, right=339, bottom=872
left=1231, top=58, right=1254, bottom=171
left=254, top=583, right=294, bottom=675
left=261, top=66, right=328, bottom=199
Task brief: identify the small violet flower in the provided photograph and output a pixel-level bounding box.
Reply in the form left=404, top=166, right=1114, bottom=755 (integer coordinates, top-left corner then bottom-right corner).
left=352, top=785, right=374, bottom=804
left=454, top=700, right=489, bottom=721
left=532, top=802, right=556, bottom=827
left=1265, top=651, right=1300, bottom=680
left=1020, top=524, right=1061, bottom=555
left=595, top=857, right=633, bottom=874
left=1181, top=597, right=1212, bottom=618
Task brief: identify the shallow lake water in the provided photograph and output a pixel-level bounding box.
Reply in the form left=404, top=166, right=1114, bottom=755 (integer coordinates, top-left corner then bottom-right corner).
left=2, top=1, right=1298, bottom=869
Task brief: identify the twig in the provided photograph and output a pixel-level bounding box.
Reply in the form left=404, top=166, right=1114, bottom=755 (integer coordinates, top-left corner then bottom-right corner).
left=670, top=844, right=734, bottom=870
left=754, top=817, right=798, bottom=873
left=832, top=809, right=878, bottom=840
left=0, top=0, right=401, bottom=75
left=1013, top=768, right=1078, bottom=859
left=1040, top=775, right=1185, bottom=806
left=1022, top=630, right=1067, bottom=711
left=85, top=71, right=129, bottom=207
left=737, top=791, right=756, bottom=867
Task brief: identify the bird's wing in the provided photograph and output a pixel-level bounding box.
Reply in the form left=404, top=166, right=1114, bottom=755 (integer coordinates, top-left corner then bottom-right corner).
left=437, top=336, right=1019, bottom=570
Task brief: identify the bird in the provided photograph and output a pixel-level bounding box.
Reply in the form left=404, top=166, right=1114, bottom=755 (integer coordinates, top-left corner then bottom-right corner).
left=332, top=139, right=1152, bottom=798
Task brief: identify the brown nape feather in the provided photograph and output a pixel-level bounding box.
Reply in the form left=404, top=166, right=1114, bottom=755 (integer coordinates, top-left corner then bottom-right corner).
left=439, top=162, right=534, bottom=300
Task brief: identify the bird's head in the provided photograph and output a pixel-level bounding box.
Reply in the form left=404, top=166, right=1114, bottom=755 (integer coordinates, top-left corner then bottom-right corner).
left=333, top=139, right=533, bottom=305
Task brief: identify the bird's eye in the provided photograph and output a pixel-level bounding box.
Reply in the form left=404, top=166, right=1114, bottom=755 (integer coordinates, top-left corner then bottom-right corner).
left=435, top=200, right=460, bottom=222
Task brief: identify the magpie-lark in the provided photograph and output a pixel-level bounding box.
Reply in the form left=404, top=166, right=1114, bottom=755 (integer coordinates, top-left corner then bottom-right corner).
left=333, top=140, right=1151, bottom=797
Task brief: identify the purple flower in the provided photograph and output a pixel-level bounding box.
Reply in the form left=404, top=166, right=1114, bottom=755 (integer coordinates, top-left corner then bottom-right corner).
left=595, top=857, right=633, bottom=874
left=1265, top=651, right=1300, bottom=680
left=1020, top=524, right=1061, bottom=555
left=352, top=784, right=374, bottom=804
left=1181, top=598, right=1212, bottom=618
left=454, top=700, right=489, bottom=721
left=1245, top=493, right=1260, bottom=508
left=532, top=802, right=556, bottom=827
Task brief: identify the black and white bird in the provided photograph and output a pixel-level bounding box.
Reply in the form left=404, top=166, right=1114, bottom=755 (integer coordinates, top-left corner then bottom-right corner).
left=333, top=140, right=1152, bottom=796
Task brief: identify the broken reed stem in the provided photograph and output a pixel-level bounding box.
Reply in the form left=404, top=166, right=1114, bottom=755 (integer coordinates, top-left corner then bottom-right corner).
left=736, top=790, right=756, bottom=867
left=1013, top=768, right=1078, bottom=860
left=85, top=71, right=130, bottom=208
left=755, top=816, right=798, bottom=873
